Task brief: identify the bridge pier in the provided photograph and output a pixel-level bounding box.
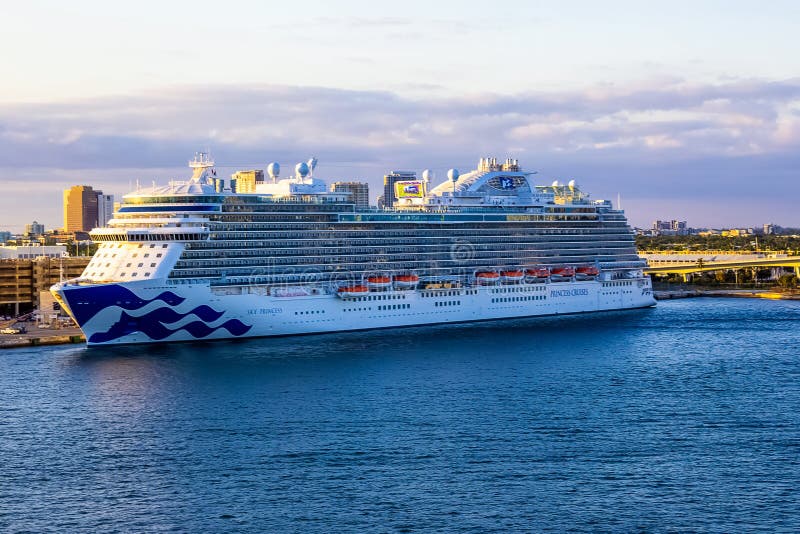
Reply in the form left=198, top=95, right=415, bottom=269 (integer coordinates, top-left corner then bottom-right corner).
left=795, top=265, right=800, bottom=278
left=682, top=273, right=692, bottom=283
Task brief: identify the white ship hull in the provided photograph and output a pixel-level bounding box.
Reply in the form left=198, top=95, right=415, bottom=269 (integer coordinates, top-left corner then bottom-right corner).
left=53, top=277, right=656, bottom=346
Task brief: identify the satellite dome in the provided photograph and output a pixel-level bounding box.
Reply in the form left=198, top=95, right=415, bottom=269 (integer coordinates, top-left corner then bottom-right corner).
left=295, top=162, right=310, bottom=178
left=267, top=162, right=280, bottom=179
left=568, top=179, right=576, bottom=188
left=422, top=169, right=431, bottom=182
left=447, top=168, right=460, bottom=182
left=307, top=157, right=318, bottom=171
left=551, top=180, right=560, bottom=187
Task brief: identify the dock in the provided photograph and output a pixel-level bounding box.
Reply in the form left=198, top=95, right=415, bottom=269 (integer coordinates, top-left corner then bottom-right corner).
left=0, top=324, right=85, bottom=349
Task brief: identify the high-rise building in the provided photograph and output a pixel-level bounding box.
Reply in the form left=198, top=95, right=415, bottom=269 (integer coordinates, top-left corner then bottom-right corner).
left=0, top=231, right=11, bottom=244
left=97, top=193, right=115, bottom=227
left=63, top=186, right=115, bottom=232
left=383, top=171, right=416, bottom=208
left=330, top=182, right=370, bottom=208
left=231, top=170, right=265, bottom=194
left=63, top=186, right=99, bottom=233
left=24, top=221, right=45, bottom=238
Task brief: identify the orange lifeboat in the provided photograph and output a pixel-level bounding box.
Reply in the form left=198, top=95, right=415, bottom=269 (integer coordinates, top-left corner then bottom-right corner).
left=393, top=274, right=420, bottom=289
left=575, top=265, right=600, bottom=279
left=550, top=266, right=575, bottom=281
left=500, top=270, right=524, bottom=283
left=365, top=276, right=392, bottom=289
left=337, top=285, right=370, bottom=298
left=525, top=267, right=550, bottom=281
left=475, top=271, right=500, bottom=285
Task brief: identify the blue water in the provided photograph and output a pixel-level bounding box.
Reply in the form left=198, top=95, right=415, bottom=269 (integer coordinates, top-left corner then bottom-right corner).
left=2, top=298, right=799, bottom=532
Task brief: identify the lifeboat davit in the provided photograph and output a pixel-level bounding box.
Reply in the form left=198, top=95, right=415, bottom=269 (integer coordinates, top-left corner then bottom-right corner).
left=365, top=276, right=392, bottom=289
left=500, top=270, right=524, bottom=283
left=525, top=267, right=550, bottom=282
left=475, top=271, right=500, bottom=285
left=549, top=266, right=575, bottom=281
left=393, top=274, right=420, bottom=289
left=575, top=265, right=600, bottom=280
left=337, top=285, right=370, bottom=298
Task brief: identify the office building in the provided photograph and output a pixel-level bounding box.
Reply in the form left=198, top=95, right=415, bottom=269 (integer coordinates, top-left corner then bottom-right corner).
left=97, top=193, right=115, bottom=226
left=63, top=185, right=115, bottom=232
left=651, top=219, right=688, bottom=236
left=63, top=185, right=99, bottom=233
left=330, top=182, right=370, bottom=209
left=24, top=221, right=45, bottom=238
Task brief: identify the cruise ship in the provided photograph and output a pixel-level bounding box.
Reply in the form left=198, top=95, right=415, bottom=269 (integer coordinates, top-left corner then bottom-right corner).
left=51, top=153, right=655, bottom=346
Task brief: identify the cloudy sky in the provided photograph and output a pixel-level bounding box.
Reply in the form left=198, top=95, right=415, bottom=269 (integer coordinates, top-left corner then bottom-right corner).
left=1, top=0, right=799, bottom=230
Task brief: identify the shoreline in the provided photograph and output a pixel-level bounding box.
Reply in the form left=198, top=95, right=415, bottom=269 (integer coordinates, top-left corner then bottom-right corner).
left=654, top=289, right=800, bottom=300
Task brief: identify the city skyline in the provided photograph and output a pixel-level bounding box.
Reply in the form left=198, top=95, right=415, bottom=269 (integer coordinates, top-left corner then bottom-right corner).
left=1, top=1, right=799, bottom=229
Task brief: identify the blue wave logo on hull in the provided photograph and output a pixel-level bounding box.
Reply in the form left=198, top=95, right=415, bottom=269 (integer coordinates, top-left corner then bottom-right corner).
left=63, top=284, right=186, bottom=325
left=89, top=306, right=252, bottom=344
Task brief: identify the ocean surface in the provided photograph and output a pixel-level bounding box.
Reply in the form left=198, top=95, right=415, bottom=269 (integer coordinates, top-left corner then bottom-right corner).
left=1, top=298, right=799, bottom=532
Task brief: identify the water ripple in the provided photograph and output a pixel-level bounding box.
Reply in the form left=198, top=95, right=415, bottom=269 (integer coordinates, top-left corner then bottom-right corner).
left=1, top=298, right=799, bottom=532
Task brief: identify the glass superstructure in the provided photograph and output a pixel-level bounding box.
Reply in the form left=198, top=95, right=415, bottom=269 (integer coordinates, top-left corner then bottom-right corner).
left=83, top=156, right=645, bottom=288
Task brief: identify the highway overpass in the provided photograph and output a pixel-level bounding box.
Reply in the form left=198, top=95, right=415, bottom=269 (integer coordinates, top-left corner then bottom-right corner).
left=642, top=254, right=800, bottom=281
